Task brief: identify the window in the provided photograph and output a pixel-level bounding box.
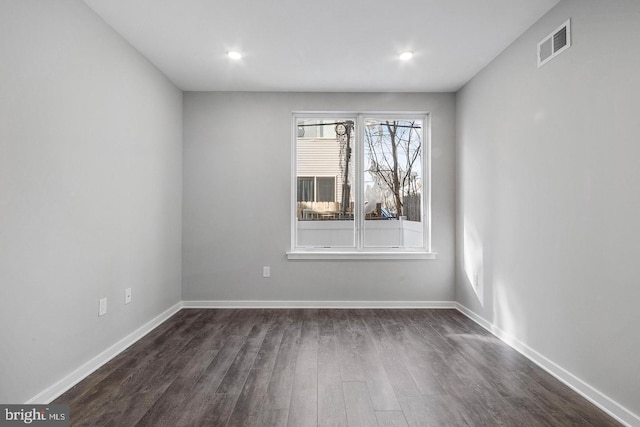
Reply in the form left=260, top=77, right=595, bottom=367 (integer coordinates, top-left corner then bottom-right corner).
left=289, top=113, right=434, bottom=259
left=316, top=177, right=335, bottom=202
left=296, top=176, right=336, bottom=202
left=297, top=177, right=315, bottom=202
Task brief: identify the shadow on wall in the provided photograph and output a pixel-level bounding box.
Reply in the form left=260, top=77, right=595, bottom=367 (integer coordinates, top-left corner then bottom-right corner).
left=463, top=216, right=526, bottom=342
left=493, top=278, right=526, bottom=344
left=463, top=217, right=484, bottom=306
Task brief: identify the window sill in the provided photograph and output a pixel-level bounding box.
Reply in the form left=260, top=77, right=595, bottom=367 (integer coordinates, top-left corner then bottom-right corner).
left=286, top=251, right=437, bottom=260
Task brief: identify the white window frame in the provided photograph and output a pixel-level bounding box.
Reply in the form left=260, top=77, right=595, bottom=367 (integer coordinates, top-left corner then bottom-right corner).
left=288, top=111, right=436, bottom=260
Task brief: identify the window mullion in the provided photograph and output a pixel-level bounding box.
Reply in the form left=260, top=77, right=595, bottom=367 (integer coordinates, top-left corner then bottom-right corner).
left=354, top=115, right=364, bottom=249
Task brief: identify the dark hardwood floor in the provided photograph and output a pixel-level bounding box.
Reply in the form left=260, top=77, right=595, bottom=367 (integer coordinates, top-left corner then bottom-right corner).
left=55, top=309, right=621, bottom=426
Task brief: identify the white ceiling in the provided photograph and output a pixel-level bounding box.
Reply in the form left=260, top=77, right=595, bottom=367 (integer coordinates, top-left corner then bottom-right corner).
left=83, top=0, right=560, bottom=92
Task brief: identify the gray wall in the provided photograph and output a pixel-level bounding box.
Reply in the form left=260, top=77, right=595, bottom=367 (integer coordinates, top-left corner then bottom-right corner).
left=0, top=0, right=183, bottom=403
left=183, top=92, right=455, bottom=302
left=456, top=0, right=640, bottom=417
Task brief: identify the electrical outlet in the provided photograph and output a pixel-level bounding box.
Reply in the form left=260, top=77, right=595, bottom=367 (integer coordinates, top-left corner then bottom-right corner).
left=125, top=288, right=132, bottom=304
left=98, top=298, right=107, bottom=317
left=263, top=266, right=271, bottom=278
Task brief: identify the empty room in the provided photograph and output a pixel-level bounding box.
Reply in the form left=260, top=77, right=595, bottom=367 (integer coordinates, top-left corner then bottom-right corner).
left=1, top=0, right=639, bottom=425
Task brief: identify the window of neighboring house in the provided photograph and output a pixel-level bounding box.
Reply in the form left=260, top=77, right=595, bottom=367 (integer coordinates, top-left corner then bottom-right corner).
left=296, top=176, right=336, bottom=202
left=316, top=177, right=335, bottom=202
left=297, top=177, right=315, bottom=202
left=289, top=113, right=435, bottom=259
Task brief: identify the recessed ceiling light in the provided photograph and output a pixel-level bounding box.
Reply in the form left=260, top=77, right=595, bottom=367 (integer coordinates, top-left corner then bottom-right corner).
left=399, top=51, right=414, bottom=61
left=227, top=51, right=242, bottom=60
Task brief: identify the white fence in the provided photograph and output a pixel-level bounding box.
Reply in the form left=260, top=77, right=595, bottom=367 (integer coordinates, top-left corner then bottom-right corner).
left=296, top=218, right=423, bottom=248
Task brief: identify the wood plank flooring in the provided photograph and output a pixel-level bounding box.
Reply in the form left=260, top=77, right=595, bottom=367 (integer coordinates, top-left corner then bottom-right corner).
left=54, top=309, right=622, bottom=426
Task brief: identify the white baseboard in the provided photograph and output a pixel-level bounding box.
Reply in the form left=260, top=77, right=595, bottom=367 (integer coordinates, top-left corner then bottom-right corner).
left=182, top=300, right=457, bottom=309
left=26, top=301, right=183, bottom=404
left=455, top=303, right=640, bottom=427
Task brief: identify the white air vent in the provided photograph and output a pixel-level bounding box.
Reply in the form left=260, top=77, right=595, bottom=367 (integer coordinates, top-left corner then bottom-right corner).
left=537, top=19, right=571, bottom=67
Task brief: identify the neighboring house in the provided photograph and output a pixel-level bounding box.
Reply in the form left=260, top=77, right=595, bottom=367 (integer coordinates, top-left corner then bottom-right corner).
left=296, top=121, right=347, bottom=220
left=296, top=136, right=343, bottom=204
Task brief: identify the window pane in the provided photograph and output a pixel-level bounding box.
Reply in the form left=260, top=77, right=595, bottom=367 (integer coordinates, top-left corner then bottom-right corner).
left=297, top=177, right=314, bottom=202
left=316, top=177, right=335, bottom=202
left=296, top=118, right=355, bottom=248
left=363, top=118, right=423, bottom=248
